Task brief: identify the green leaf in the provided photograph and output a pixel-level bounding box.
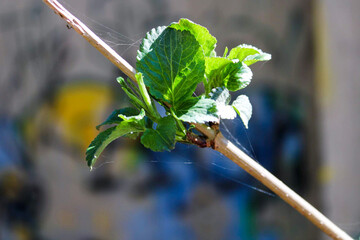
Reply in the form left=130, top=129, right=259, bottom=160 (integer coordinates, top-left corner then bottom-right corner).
left=136, top=27, right=205, bottom=110
left=205, top=57, right=232, bottom=92
left=86, top=110, right=146, bottom=167
left=232, top=95, right=252, bottom=128
left=209, top=87, right=236, bottom=119
left=118, top=108, right=146, bottom=121
left=227, top=44, right=271, bottom=66
left=124, top=132, right=141, bottom=140
left=169, top=18, right=217, bottom=57
left=174, top=97, right=219, bottom=123
left=223, top=47, right=228, bottom=58
left=96, top=107, right=140, bottom=130
left=140, top=116, right=176, bottom=152
left=224, top=60, right=253, bottom=91
left=205, top=57, right=253, bottom=92
left=209, top=87, right=231, bottom=105
left=136, top=26, right=166, bottom=60
left=86, top=127, right=117, bottom=168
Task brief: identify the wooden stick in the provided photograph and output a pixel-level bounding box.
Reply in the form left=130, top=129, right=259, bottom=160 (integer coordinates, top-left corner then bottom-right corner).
left=43, top=1, right=353, bottom=239
left=214, top=133, right=352, bottom=240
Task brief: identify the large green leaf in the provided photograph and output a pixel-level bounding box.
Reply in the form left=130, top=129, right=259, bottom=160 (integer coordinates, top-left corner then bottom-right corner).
left=205, top=57, right=253, bottom=92
left=86, top=110, right=146, bottom=168
left=170, top=18, right=217, bottom=57
left=136, top=27, right=205, bottom=110
left=175, top=97, right=219, bottom=123
left=227, top=44, right=271, bottom=66
left=232, top=95, right=252, bottom=128
left=140, top=116, right=176, bottom=152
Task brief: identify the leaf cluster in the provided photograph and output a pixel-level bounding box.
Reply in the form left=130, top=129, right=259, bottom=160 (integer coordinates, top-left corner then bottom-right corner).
left=86, top=19, right=270, bottom=168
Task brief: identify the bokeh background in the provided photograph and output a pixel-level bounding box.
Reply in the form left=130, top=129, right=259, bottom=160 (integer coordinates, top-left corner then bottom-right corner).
left=0, top=0, right=359, bottom=239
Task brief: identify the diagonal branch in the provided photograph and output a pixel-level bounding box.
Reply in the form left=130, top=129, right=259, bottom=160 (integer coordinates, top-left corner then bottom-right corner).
left=42, top=1, right=353, bottom=239
left=43, top=0, right=136, bottom=81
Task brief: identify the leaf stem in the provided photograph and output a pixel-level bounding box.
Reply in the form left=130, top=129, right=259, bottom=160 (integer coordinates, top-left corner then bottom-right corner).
left=175, top=135, right=187, bottom=143
left=170, top=109, right=187, bottom=135
left=136, top=73, right=153, bottom=112
left=125, top=78, right=141, bottom=96
left=121, top=87, right=147, bottom=110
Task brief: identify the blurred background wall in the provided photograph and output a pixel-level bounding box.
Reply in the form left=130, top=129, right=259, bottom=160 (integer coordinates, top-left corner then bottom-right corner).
left=0, top=0, right=358, bottom=239
left=314, top=1, right=360, bottom=238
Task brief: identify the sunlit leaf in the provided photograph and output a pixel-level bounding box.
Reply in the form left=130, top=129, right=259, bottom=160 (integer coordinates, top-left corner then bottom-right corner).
left=232, top=95, right=252, bottom=128
left=210, top=87, right=236, bottom=119
left=170, top=18, right=217, bottom=57
left=205, top=57, right=253, bottom=92
left=228, top=44, right=271, bottom=66
left=175, top=97, right=219, bottom=123
left=137, top=27, right=205, bottom=111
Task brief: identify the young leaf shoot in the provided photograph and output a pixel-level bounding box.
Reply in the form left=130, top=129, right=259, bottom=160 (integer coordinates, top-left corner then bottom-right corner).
left=86, top=19, right=271, bottom=167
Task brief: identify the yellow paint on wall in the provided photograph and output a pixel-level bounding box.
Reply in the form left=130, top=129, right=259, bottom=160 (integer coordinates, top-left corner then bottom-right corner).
left=313, top=0, right=333, bottom=106
left=319, top=165, right=334, bottom=184
left=52, top=82, right=113, bottom=151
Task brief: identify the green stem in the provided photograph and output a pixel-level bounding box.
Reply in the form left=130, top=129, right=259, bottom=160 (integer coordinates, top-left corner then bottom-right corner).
left=175, top=135, right=186, bottom=142
left=122, top=87, right=147, bottom=110
left=170, top=109, right=187, bottom=135
left=148, top=99, right=162, bottom=121
left=135, top=73, right=162, bottom=121
left=136, top=73, right=152, bottom=110
left=125, top=78, right=141, bottom=96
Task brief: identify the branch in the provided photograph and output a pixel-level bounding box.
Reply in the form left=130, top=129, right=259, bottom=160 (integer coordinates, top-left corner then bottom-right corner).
left=214, top=133, right=352, bottom=240
left=43, top=1, right=353, bottom=239
left=43, top=0, right=136, bottom=81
